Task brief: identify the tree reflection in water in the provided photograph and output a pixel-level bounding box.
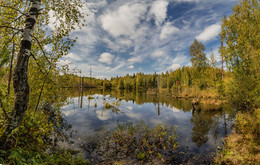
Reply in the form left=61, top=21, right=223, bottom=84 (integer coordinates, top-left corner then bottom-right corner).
left=62, top=88, right=235, bottom=163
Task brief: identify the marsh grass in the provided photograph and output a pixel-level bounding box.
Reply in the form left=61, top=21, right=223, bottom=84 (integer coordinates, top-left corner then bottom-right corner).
left=81, top=122, right=179, bottom=164
left=105, top=102, right=111, bottom=109
left=88, top=96, right=94, bottom=100
left=215, top=109, right=260, bottom=164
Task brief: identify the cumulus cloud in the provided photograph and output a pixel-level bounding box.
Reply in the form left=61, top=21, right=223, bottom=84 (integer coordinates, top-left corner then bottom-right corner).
left=176, top=0, right=201, bottom=2
left=64, top=0, right=237, bottom=78
left=196, top=23, right=221, bottom=42
left=100, top=3, right=147, bottom=37
left=98, top=52, right=114, bottom=65
left=65, top=53, right=82, bottom=61
left=96, top=110, right=112, bottom=121
left=172, top=55, right=189, bottom=65
left=160, top=22, right=179, bottom=40
left=149, top=0, right=169, bottom=26
left=128, top=56, right=143, bottom=63
left=167, top=63, right=181, bottom=71
left=126, top=106, right=133, bottom=110
left=128, top=65, right=134, bottom=69
left=151, top=50, right=165, bottom=58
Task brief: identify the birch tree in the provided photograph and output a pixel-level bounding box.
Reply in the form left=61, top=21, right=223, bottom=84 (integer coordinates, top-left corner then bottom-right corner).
left=0, top=0, right=84, bottom=147
left=220, top=0, right=259, bottom=110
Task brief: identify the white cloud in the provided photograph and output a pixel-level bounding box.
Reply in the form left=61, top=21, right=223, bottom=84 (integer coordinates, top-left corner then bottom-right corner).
left=128, top=56, right=143, bottom=63
left=160, top=22, right=179, bottom=40
left=95, top=76, right=106, bottom=80
left=64, top=0, right=237, bottom=78
left=196, top=23, right=221, bottom=42
left=176, top=0, right=201, bottom=2
left=98, top=52, right=114, bottom=65
left=151, top=50, right=165, bottom=58
left=172, top=55, right=189, bottom=65
left=126, top=106, right=133, bottom=110
left=65, top=53, right=82, bottom=61
left=57, top=59, right=72, bottom=66
left=167, top=63, right=181, bottom=71
left=96, top=110, right=112, bottom=121
left=127, top=65, right=134, bottom=69
left=100, top=3, right=147, bottom=37
left=103, top=37, right=133, bottom=52
left=149, top=0, right=169, bottom=26
left=170, top=106, right=180, bottom=112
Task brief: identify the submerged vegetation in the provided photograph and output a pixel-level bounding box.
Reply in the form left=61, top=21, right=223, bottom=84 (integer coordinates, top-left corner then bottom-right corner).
left=81, top=122, right=179, bottom=164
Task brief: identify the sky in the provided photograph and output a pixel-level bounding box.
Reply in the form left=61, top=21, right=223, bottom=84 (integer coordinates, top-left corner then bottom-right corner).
left=56, top=0, right=239, bottom=79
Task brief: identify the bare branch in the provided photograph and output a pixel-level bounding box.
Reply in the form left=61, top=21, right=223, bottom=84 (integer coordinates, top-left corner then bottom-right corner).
left=32, top=35, right=52, bottom=66
left=30, top=52, right=46, bottom=75
left=30, top=52, right=57, bottom=86
left=35, top=71, right=50, bottom=112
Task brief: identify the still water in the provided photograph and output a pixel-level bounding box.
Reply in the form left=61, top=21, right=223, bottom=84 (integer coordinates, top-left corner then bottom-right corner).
left=61, top=89, right=235, bottom=162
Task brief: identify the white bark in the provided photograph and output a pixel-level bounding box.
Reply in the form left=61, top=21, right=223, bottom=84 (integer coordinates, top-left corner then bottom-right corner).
left=0, top=0, right=41, bottom=148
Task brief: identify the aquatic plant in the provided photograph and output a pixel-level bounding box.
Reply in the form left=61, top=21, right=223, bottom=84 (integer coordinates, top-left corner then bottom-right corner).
left=88, top=96, right=95, bottom=100
left=81, top=122, right=179, bottom=164
left=105, top=102, right=111, bottom=109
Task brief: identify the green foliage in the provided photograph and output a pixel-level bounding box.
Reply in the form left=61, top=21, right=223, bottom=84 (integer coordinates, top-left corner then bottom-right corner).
left=0, top=147, right=87, bottom=165
left=220, top=0, right=260, bottom=111
left=189, top=39, right=208, bottom=70
left=103, top=78, right=112, bottom=89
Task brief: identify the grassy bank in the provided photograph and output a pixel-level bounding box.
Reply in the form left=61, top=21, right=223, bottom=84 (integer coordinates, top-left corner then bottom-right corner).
left=159, top=87, right=225, bottom=110
left=215, top=109, right=260, bottom=164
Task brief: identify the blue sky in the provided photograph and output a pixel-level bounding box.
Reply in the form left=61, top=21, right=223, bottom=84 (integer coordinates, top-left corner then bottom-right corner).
left=56, top=0, right=238, bottom=79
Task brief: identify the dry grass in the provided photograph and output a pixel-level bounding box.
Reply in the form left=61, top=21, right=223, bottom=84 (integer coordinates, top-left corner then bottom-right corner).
left=215, top=109, right=260, bottom=164
left=171, top=87, right=219, bottom=99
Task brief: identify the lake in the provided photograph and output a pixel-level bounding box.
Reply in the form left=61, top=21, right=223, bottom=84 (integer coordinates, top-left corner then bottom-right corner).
left=61, top=88, right=235, bottom=164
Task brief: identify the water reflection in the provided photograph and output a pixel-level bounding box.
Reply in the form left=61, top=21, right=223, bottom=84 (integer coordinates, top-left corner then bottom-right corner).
left=62, top=88, right=235, bottom=160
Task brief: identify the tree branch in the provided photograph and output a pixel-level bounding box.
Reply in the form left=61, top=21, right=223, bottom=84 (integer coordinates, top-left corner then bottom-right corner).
left=0, top=5, right=28, bottom=17
left=30, top=52, right=57, bottom=85
left=2, top=30, right=22, bottom=50
left=32, top=35, right=52, bottom=66
left=30, top=52, right=45, bottom=74
left=0, top=25, right=22, bottom=31
left=35, top=70, right=50, bottom=112
left=11, top=15, right=24, bottom=24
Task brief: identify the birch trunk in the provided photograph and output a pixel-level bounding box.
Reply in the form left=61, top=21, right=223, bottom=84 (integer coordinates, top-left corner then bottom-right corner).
left=7, top=41, right=15, bottom=95
left=0, top=0, right=41, bottom=147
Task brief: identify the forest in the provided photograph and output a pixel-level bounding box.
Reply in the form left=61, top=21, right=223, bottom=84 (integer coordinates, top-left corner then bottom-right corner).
left=0, top=0, right=259, bottom=164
